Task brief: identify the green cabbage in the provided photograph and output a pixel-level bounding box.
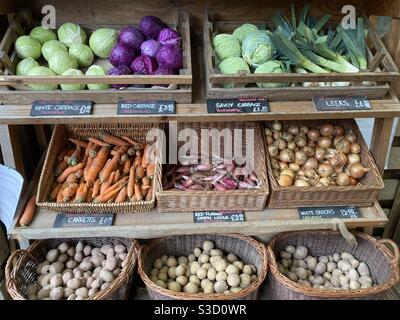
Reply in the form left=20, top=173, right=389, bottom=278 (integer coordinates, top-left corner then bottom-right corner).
left=218, top=57, right=250, bottom=88
left=41, top=40, right=68, bottom=61
left=212, top=34, right=241, bottom=60
left=232, top=23, right=259, bottom=43
left=48, top=52, right=78, bottom=75
left=69, top=43, right=94, bottom=67
left=29, top=26, right=57, bottom=45
left=242, top=31, right=274, bottom=67
left=255, top=60, right=288, bottom=88
left=89, top=28, right=118, bottom=58
left=15, top=36, right=41, bottom=59
left=16, top=57, right=39, bottom=76
left=27, top=66, right=58, bottom=90
left=61, top=68, right=86, bottom=91
left=85, top=65, right=110, bottom=90
left=57, top=23, right=87, bottom=47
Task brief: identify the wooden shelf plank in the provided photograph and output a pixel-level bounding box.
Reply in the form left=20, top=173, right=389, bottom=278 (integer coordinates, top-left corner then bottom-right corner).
left=10, top=201, right=387, bottom=241
left=1, top=99, right=400, bottom=125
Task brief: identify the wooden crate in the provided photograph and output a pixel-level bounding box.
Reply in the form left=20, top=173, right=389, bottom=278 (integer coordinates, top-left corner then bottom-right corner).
left=204, top=10, right=400, bottom=101
left=0, top=10, right=192, bottom=103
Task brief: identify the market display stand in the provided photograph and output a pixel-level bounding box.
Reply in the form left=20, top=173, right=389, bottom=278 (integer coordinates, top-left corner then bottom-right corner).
left=0, top=0, right=400, bottom=250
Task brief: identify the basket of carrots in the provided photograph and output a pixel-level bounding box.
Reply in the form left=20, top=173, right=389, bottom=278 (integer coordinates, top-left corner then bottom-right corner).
left=36, top=123, right=161, bottom=214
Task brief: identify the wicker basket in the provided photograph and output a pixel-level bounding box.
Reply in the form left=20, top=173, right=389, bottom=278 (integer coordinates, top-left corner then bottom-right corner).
left=265, top=230, right=400, bottom=300
left=138, top=234, right=268, bottom=300
left=37, top=123, right=162, bottom=214
left=156, top=122, right=269, bottom=212
left=266, top=119, right=384, bottom=208
left=5, top=237, right=137, bottom=300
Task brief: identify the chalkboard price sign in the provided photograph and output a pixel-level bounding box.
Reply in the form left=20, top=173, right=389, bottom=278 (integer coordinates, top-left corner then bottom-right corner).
left=193, top=210, right=245, bottom=223
left=313, top=96, right=371, bottom=111
left=298, top=206, right=361, bottom=220
left=53, top=213, right=114, bottom=228
left=31, top=100, right=93, bottom=116
left=117, top=100, right=176, bottom=115
left=207, top=98, right=269, bottom=113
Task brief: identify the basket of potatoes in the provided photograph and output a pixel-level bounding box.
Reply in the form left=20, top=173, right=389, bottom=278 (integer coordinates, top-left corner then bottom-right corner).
left=138, top=234, right=268, bottom=300
left=266, top=230, right=399, bottom=300
left=5, top=237, right=137, bottom=300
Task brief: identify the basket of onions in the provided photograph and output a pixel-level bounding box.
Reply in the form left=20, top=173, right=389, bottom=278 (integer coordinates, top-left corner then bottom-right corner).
left=264, top=120, right=383, bottom=208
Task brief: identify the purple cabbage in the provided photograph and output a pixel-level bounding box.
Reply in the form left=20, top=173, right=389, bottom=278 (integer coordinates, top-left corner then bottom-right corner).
left=119, top=26, right=144, bottom=51
left=152, top=66, right=176, bottom=75
left=109, top=43, right=135, bottom=67
left=139, top=16, right=166, bottom=40
left=131, top=55, right=158, bottom=75
left=156, top=44, right=183, bottom=70
left=108, top=66, right=132, bottom=89
left=158, top=27, right=181, bottom=46
left=140, top=39, right=160, bottom=58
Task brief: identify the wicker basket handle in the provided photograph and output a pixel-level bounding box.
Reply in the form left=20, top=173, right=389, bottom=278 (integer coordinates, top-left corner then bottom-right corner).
left=5, top=249, right=30, bottom=298
left=378, top=239, right=400, bottom=265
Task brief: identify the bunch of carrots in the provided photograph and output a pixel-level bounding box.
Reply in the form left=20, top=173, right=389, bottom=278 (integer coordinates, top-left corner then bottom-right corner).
left=49, top=131, right=156, bottom=204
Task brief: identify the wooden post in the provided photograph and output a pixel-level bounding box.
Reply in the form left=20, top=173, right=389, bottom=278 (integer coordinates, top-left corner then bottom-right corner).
left=383, top=184, right=400, bottom=238
left=370, top=118, right=394, bottom=176
left=0, top=125, right=25, bottom=177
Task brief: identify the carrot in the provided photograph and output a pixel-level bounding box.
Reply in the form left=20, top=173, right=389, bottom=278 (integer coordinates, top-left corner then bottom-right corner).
left=83, top=155, right=94, bottom=181
left=99, top=151, right=121, bottom=182
left=134, top=184, right=143, bottom=201
left=75, top=169, right=84, bottom=179
left=86, top=186, right=93, bottom=202
left=74, top=182, right=88, bottom=203
left=57, top=163, right=84, bottom=183
left=146, top=164, right=155, bottom=178
left=115, top=186, right=127, bottom=203
left=142, top=176, right=150, bottom=188
left=102, top=177, right=129, bottom=195
left=141, top=144, right=150, bottom=168
left=67, top=145, right=81, bottom=166
left=120, top=153, right=129, bottom=164
left=89, top=137, right=110, bottom=147
left=56, top=183, right=68, bottom=203
left=62, top=183, right=79, bottom=202
left=123, top=158, right=132, bottom=176
left=113, top=170, right=120, bottom=184
left=66, top=172, right=79, bottom=184
left=92, top=179, right=100, bottom=199
left=49, top=183, right=62, bottom=201
left=94, top=187, right=122, bottom=203
left=89, top=144, right=101, bottom=158
left=99, top=159, right=111, bottom=178
left=145, top=188, right=153, bottom=201
left=68, top=138, right=88, bottom=148
left=19, top=195, right=36, bottom=227
left=127, top=165, right=135, bottom=199
left=86, top=146, right=110, bottom=183
left=55, top=160, right=69, bottom=177
left=57, top=148, right=73, bottom=163
left=121, top=136, right=144, bottom=149
left=100, top=181, right=111, bottom=195
left=134, top=155, right=142, bottom=168
left=83, top=141, right=94, bottom=163
left=99, top=131, right=129, bottom=147
left=136, top=166, right=145, bottom=182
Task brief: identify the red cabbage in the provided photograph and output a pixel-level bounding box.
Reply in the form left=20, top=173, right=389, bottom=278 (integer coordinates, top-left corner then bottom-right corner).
left=139, top=16, right=166, bottom=40
left=109, top=43, right=135, bottom=67
left=158, top=27, right=181, bottom=46
left=140, top=39, right=160, bottom=58
left=108, top=66, right=131, bottom=89
left=119, top=26, right=144, bottom=51
left=156, top=44, right=183, bottom=70
left=131, top=55, right=158, bottom=75
left=152, top=66, right=176, bottom=75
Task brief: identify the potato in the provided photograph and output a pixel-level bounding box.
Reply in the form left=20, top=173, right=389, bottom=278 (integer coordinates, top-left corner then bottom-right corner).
left=88, top=288, right=99, bottom=297
left=154, top=279, right=166, bottom=289
left=332, top=268, right=343, bottom=278
left=202, top=240, right=214, bottom=252
left=159, top=266, right=168, bottom=274
left=326, top=262, right=337, bottom=273
left=189, top=275, right=201, bottom=286
left=57, top=253, right=68, bottom=263
left=104, top=256, right=117, bottom=271
left=214, top=280, right=228, bottom=293
left=27, top=284, right=39, bottom=297
left=100, top=244, right=112, bottom=255
left=318, top=256, right=329, bottom=264
left=49, top=287, right=64, bottom=300
left=63, top=287, right=75, bottom=298
left=76, top=241, right=85, bottom=253
left=198, top=253, right=210, bottom=264
left=250, top=275, right=258, bottom=283
left=309, top=275, right=324, bottom=285
left=76, top=287, right=89, bottom=299
left=277, top=263, right=285, bottom=274
left=203, top=282, right=214, bottom=294
left=39, top=274, right=52, bottom=287
left=314, top=262, right=326, bottom=275
left=57, top=242, right=68, bottom=253
left=67, top=294, right=77, bottom=300
left=65, top=260, right=77, bottom=269
left=101, top=283, right=111, bottom=291
left=158, top=272, right=168, bottom=282
left=184, top=282, right=198, bottom=293
left=193, top=248, right=202, bottom=258
left=85, top=276, right=95, bottom=289
left=90, top=254, right=105, bottom=268
left=210, top=249, right=223, bottom=257
left=158, top=254, right=167, bottom=264
left=341, top=252, right=355, bottom=262
left=46, top=249, right=59, bottom=263
left=295, top=267, right=307, bottom=280
left=339, top=275, right=350, bottom=288
left=190, top=261, right=201, bottom=275
left=50, top=274, right=63, bottom=288
left=216, top=271, right=228, bottom=282
left=338, top=260, right=352, bottom=273
left=359, top=275, right=372, bottom=286
left=176, top=275, right=188, bottom=286
left=67, top=278, right=81, bottom=290
left=114, top=244, right=126, bottom=254
left=166, top=256, right=178, bottom=268
left=285, top=245, right=296, bottom=254
left=73, top=268, right=83, bottom=278
left=91, top=278, right=103, bottom=290
left=323, top=272, right=332, bottom=281
left=196, top=267, right=207, bottom=280
left=239, top=274, right=251, bottom=289
left=154, top=258, right=163, bottom=270
left=302, top=280, right=312, bottom=288
left=79, top=261, right=93, bottom=272
left=227, top=274, right=240, bottom=287
left=328, top=255, right=334, bottom=262
left=348, top=268, right=360, bottom=282
left=305, top=256, right=317, bottom=271
left=294, top=260, right=307, bottom=270
left=281, top=259, right=290, bottom=269
left=287, top=272, right=298, bottom=282
left=83, top=245, right=92, bottom=257
left=188, top=254, right=196, bottom=262
left=224, top=253, right=237, bottom=264
left=37, top=288, right=51, bottom=300
left=168, top=281, right=182, bottom=292
left=214, top=259, right=228, bottom=272
left=357, top=262, right=370, bottom=277
left=349, top=259, right=360, bottom=269
left=150, top=268, right=159, bottom=277
left=206, top=268, right=217, bottom=281
left=331, top=276, right=341, bottom=287
left=74, top=251, right=84, bottom=263
left=280, top=251, right=292, bottom=259
left=349, top=280, right=361, bottom=290
left=98, top=269, right=114, bottom=283
left=225, top=264, right=239, bottom=275
left=324, top=281, right=333, bottom=288
left=333, top=253, right=341, bottom=263
left=119, top=253, right=128, bottom=262
left=174, top=256, right=186, bottom=265
left=37, top=261, right=50, bottom=274
left=293, top=246, right=308, bottom=260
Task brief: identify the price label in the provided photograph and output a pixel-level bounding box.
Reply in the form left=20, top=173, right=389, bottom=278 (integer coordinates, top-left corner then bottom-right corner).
left=207, top=98, right=269, bottom=113
left=313, top=96, right=371, bottom=111
left=53, top=213, right=114, bottom=228
left=117, top=100, right=175, bottom=115
left=31, top=100, right=93, bottom=116
left=298, top=206, right=361, bottom=220
left=193, top=210, right=245, bottom=223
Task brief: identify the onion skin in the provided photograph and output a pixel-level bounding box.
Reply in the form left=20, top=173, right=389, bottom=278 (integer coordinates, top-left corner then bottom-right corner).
left=334, top=126, right=345, bottom=137
left=300, top=125, right=309, bottom=135
left=348, top=154, right=361, bottom=165
left=345, top=132, right=357, bottom=143
left=318, top=137, right=332, bottom=149
left=278, top=174, right=293, bottom=187
left=307, top=129, right=320, bottom=142
left=335, top=139, right=351, bottom=154
left=317, top=163, right=334, bottom=178
left=279, top=149, right=295, bottom=163
left=272, top=121, right=282, bottom=131
left=336, top=173, right=350, bottom=186
left=320, top=123, right=334, bottom=137
left=303, top=146, right=315, bottom=157
left=276, top=138, right=287, bottom=150
left=287, top=141, right=296, bottom=150
left=281, top=169, right=295, bottom=179
left=295, top=136, right=307, bottom=147
left=303, top=158, right=318, bottom=170
left=349, top=177, right=358, bottom=186
left=268, top=145, right=278, bottom=157
left=295, top=151, right=307, bottom=166
left=349, top=163, right=370, bottom=179
left=288, top=126, right=299, bottom=136
left=350, top=143, right=361, bottom=154
left=294, top=179, right=310, bottom=187
left=289, top=163, right=301, bottom=172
